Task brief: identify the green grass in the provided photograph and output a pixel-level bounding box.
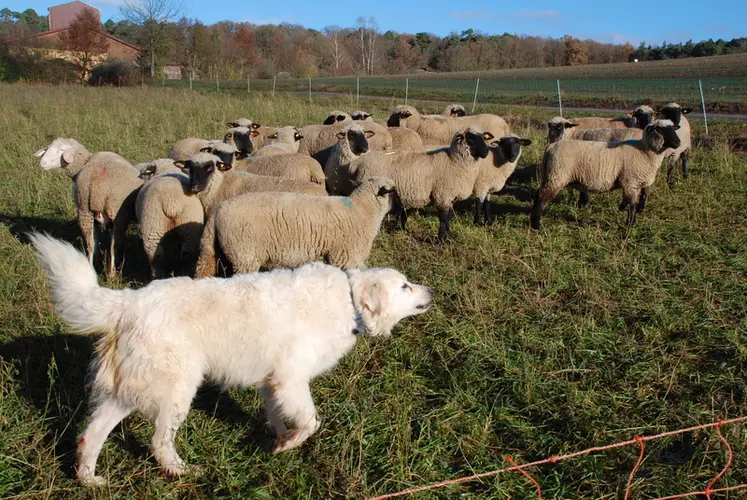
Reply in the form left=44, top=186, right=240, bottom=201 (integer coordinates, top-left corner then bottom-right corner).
left=0, top=84, right=746, bottom=499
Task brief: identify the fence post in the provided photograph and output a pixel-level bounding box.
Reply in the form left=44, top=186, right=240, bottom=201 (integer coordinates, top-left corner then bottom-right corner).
left=471, top=78, right=480, bottom=113
left=405, top=78, right=409, bottom=105
left=309, top=77, right=312, bottom=103
left=272, top=75, right=276, bottom=97
left=557, top=79, right=563, bottom=117
left=247, top=75, right=250, bottom=94
left=189, top=75, right=193, bottom=91
left=215, top=73, right=219, bottom=92
left=698, top=79, right=708, bottom=136
left=356, top=76, right=360, bottom=104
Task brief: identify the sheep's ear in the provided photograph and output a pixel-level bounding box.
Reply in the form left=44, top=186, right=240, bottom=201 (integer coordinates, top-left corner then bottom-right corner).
left=364, top=130, right=376, bottom=138
left=34, top=148, right=47, bottom=158
left=482, top=132, right=495, bottom=141
left=336, top=115, right=346, bottom=121
left=377, top=185, right=396, bottom=196
left=62, top=150, right=74, bottom=164
left=565, top=123, right=579, bottom=129
left=672, top=125, right=680, bottom=130
left=216, top=161, right=232, bottom=172
left=199, top=146, right=213, bottom=153
left=294, top=132, right=303, bottom=141
left=366, top=113, right=373, bottom=118
left=336, top=132, right=346, bottom=140
left=250, top=130, right=260, bottom=137
left=224, top=132, right=233, bottom=140
left=519, top=138, right=532, bottom=146
left=174, top=161, right=187, bottom=172
left=226, top=121, right=238, bottom=127
left=682, top=108, right=693, bottom=114
left=251, top=123, right=261, bottom=129
left=268, top=133, right=278, bottom=139
left=139, top=164, right=157, bottom=178
left=402, top=111, right=412, bottom=117
left=323, top=116, right=336, bottom=125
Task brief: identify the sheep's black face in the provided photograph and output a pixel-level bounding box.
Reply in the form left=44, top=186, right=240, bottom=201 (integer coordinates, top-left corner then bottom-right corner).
left=231, top=132, right=253, bottom=157
left=387, top=111, right=411, bottom=127
left=323, top=116, right=336, bottom=125
left=187, top=161, right=214, bottom=194
left=547, top=124, right=564, bottom=143
left=496, top=137, right=523, bottom=163
left=451, top=108, right=466, bottom=117
left=632, top=110, right=654, bottom=129
left=466, top=132, right=490, bottom=159
left=386, top=189, right=404, bottom=216
left=348, top=131, right=370, bottom=155
left=658, top=126, right=682, bottom=150
left=212, top=149, right=236, bottom=166
left=352, top=113, right=370, bottom=121
left=660, top=107, right=685, bottom=126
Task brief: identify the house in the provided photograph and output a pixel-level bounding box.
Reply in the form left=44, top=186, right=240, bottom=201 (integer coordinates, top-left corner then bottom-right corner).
left=163, top=64, right=183, bottom=79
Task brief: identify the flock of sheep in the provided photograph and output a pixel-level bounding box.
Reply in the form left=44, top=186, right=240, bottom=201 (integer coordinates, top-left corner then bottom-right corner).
left=33, top=101, right=692, bottom=279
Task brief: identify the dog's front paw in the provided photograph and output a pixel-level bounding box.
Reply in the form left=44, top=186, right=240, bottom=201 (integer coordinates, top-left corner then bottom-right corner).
left=273, top=429, right=302, bottom=453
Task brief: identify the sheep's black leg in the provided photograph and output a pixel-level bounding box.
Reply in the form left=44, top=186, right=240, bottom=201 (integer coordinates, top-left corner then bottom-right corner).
left=667, top=158, right=676, bottom=187
left=437, top=209, right=452, bottom=243
left=399, top=208, right=408, bottom=231
left=531, top=188, right=556, bottom=230
left=483, top=199, right=494, bottom=225
left=681, top=150, right=689, bottom=179
left=637, top=187, right=651, bottom=213
left=578, top=189, right=589, bottom=208
left=627, top=204, right=637, bottom=227
left=473, top=198, right=483, bottom=225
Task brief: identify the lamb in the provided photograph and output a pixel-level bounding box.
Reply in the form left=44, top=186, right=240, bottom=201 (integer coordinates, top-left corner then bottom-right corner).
left=443, top=104, right=466, bottom=117
left=194, top=177, right=401, bottom=277
left=168, top=127, right=258, bottom=161
left=531, top=119, right=682, bottom=229
left=324, top=122, right=375, bottom=195
left=323, top=110, right=352, bottom=125
left=349, top=127, right=494, bottom=242
left=351, top=110, right=423, bottom=150
left=252, top=126, right=303, bottom=157
left=573, top=105, right=655, bottom=130
left=179, top=152, right=326, bottom=217
left=135, top=161, right=204, bottom=279
left=297, top=121, right=393, bottom=167
left=472, top=136, right=532, bottom=225
left=35, top=138, right=143, bottom=276
left=658, top=102, right=693, bottom=185
left=387, top=104, right=509, bottom=145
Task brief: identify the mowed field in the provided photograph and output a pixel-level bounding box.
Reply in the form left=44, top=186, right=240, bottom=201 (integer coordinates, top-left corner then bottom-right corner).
left=166, top=53, right=747, bottom=113
left=0, top=84, right=745, bottom=498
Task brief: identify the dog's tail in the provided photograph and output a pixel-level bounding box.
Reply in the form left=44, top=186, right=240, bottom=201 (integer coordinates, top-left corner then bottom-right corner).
left=28, top=232, right=123, bottom=335
left=194, top=213, right=217, bottom=278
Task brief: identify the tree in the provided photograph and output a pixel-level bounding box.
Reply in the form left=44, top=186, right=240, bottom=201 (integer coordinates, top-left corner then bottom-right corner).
left=563, top=35, right=588, bottom=65
left=120, top=0, right=185, bottom=77
left=323, top=25, right=347, bottom=76
left=57, top=9, right=109, bottom=84
left=356, top=16, right=381, bottom=75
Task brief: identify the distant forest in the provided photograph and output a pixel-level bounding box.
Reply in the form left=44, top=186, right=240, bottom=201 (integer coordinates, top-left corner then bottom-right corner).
left=2, top=7, right=746, bottom=79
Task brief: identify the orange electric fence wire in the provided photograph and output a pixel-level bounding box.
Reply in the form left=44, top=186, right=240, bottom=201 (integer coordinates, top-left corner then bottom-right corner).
left=368, top=416, right=747, bottom=500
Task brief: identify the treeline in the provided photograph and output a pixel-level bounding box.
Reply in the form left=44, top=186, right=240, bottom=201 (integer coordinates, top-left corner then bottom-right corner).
left=2, top=7, right=746, bottom=80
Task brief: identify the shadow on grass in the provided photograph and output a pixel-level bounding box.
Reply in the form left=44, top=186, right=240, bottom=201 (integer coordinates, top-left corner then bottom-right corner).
left=0, top=333, right=273, bottom=480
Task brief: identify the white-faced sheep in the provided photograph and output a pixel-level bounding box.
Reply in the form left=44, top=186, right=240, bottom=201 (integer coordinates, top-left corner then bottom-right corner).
left=253, top=126, right=303, bottom=157
left=531, top=119, right=682, bottom=229
left=135, top=159, right=204, bottom=279
left=194, top=177, right=402, bottom=277
left=350, top=128, right=494, bottom=242
left=169, top=127, right=258, bottom=161
left=443, top=104, right=466, bottom=117
left=387, top=104, right=509, bottom=145
left=472, top=136, right=532, bottom=225
left=179, top=152, right=326, bottom=217
left=297, top=121, right=393, bottom=167
left=323, top=110, right=352, bottom=125
left=35, top=138, right=143, bottom=276
left=658, top=102, right=693, bottom=185
left=325, top=122, right=375, bottom=195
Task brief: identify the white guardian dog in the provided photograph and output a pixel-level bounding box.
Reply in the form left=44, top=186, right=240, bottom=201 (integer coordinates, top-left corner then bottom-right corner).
left=28, top=233, right=433, bottom=485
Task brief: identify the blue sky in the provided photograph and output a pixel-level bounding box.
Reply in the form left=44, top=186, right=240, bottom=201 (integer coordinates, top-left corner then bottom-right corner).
left=7, top=0, right=745, bottom=46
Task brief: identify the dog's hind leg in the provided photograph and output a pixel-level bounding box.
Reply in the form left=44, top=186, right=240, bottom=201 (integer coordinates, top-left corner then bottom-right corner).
left=261, top=382, right=288, bottom=437
left=76, top=396, right=132, bottom=486
left=151, top=388, right=195, bottom=477
left=271, top=381, right=320, bottom=454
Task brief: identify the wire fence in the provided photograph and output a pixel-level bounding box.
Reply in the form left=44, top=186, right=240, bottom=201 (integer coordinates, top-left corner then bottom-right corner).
left=160, top=74, right=747, bottom=115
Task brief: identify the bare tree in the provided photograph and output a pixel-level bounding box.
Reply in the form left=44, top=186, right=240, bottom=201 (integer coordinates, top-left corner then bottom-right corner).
left=121, top=0, right=185, bottom=77
left=323, top=25, right=346, bottom=76
left=57, top=9, right=108, bottom=84
left=356, top=16, right=381, bottom=75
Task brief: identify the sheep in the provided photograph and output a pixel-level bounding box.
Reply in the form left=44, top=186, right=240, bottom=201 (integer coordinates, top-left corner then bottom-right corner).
left=135, top=161, right=204, bottom=279
left=135, top=158, right=184, bottom=182
left=387, top=104, right=509, bottom=145
left=226, top=118, right=261, bottom=130
left=297, top=121, right=393, bottom=167
left=324, top=122, right=375, bottom=195
left=35, top=138, right=143, bottom=276
left=253, top=126, right=303, bottom=157
left=573, top=105, right=655, bottom=130
left=194, top=177, right=401, bottom=277
left=323, top=110, right=352, bottom=125
left=547, top=117, right=644, bottom=144
left=472, top=136, right=532, bottom=225
left=349, top=127, right=494, bottom=242
left=179, top=152, right=326, bottom=217
left=658, top=102, right=693, bottom=185
left=443, top=104, right=466, bottom=117
left=226, top=118, right=277, bottom=149
left=351, top=110, right=423, bottom=150
left=531, top=119, right=682, bottom=229
left=168, top=127, right=258, bottom=161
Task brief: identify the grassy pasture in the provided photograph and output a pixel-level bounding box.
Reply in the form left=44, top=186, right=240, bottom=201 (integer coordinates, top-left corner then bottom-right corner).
left=163, top=53, right=747, bottom=113
left=0, top=84, right=745, bottom=499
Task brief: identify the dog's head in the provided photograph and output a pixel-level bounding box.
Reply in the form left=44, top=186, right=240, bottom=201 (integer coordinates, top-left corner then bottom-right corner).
left=347, top=268, right=433, bottom=337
